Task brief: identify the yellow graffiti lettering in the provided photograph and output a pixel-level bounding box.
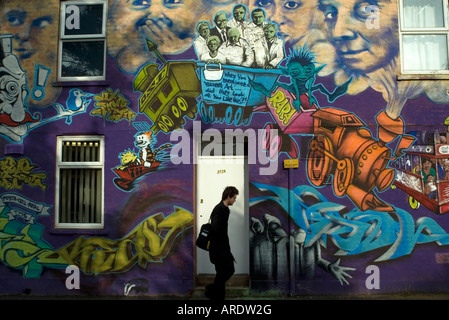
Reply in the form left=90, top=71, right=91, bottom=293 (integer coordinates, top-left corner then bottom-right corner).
left=0, top=157, right=47, bottom=190
left=268, top=90, right=296, bottom=126
left=55, top=207, right=193, bottom=275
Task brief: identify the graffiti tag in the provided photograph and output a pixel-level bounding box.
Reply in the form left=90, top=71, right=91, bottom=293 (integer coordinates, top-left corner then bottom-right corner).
left=0, top=157, right=47, bottom=190
left=92, top=88, right=136, bottom=122
left=55, top=207, right=193, bottom=274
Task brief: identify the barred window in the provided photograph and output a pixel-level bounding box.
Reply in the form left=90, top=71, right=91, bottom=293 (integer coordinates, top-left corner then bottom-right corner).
left=55, top=136, right=104, bottom=229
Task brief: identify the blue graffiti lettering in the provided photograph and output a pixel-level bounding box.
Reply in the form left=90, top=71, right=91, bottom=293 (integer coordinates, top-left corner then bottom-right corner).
left=250, top=183, right=449, bottom=261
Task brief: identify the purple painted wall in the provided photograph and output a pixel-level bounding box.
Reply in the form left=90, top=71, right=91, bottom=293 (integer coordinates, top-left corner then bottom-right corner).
left=1, top=0, right=449, bottom=297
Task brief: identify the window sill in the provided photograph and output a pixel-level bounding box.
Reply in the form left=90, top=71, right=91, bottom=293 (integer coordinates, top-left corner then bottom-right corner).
left=397, top=74, right=449, bottom=81
left=52, top=80, right=110, bottom=87
left=50, top=228, right=109, bottom=235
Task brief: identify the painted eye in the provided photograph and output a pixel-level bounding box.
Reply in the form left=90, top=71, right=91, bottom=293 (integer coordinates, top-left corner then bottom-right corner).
left=7, top=10, right=26, bottom=27
left=132, top=0, right=151, bottom=9
left=255, top=0, right=273, bottom=9
left=164, top=0, right=183, bottom=5
left=6, top=81, right=19, bottom=97
left=283, top=1, right=302, bottom=10
left=325, top=11, right=336, bottom=20
left=319, top=4, right=338, bottom=22
left=355, top=2, right=378, bottom=20
left=32, top=16, right=53, bottom=29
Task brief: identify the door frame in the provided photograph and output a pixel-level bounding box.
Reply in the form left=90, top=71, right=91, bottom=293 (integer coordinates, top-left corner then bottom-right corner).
left=193, top=130, right=250, bottom=287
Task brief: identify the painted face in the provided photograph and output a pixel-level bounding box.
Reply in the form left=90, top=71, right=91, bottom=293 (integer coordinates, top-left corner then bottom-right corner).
left=215, top=13, right=228, bottom=29
left=120, top=150, right=138, bottom=165
left=0, top=55, right=28, bottom=123
left=287, top=61, right=315, bottom=81
left=110, top=0, right=208, bottom=55
left=251, top=10, right=265, bottom=26
left=1, top=0, right=61, bottom=108
left=135, top=132, right=153, bottom=148
left=233, top=7, right=246, bottom=22
left=318, top=0, right=399, bottom=73
left=198, top=24, right=210, bottom=38
left=228, top=28, right=240, bottom=44
left=423, top=160, right=432, bottom=172
left=207, top=39, right=220, bottom=51
left=264, top=26, right=276, bottom=41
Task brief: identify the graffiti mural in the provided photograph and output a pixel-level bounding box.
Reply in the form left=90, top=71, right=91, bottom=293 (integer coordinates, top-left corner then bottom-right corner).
left=0, top=200, right=64, bottom=278
left=0, top=156, right=47, bottom=190
left=0, top=201, right=192, bottom=278
left=55, top=207, right=193, bottom=274
left=251, top=183, right=449, bottom=261
left=92, top=88, right=136, bottom=123
left=1, top=0, right=449, bottom=297
left=113, top=122, right=172, bottom=191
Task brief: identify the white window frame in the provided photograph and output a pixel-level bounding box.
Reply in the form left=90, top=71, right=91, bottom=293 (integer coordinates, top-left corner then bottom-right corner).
left=55, top=135, right=105, bottom=229
left=58, top=0, right=107, bottom=81
left=398, top=0, right=449, bottom=76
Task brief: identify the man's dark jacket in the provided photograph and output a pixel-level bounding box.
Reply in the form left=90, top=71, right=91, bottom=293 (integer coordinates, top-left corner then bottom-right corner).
left=209, top=201, right=234, bottom=264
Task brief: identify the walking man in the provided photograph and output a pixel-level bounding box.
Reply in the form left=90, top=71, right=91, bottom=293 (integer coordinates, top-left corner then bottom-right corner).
left=205, top=186, right=239, bottom=301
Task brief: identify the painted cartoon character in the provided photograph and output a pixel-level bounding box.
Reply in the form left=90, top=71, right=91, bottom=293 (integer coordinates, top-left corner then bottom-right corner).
left=0, top=34, right=94, bottom=142
left=0, top=34, right=40, bottom=141
left=250, top=44, right=352, bottom=111
left=134, top=130, right=171, bottom=168
left=63, top=88, right=94, bottom=124
left=112, top=130, right=172, bottom=191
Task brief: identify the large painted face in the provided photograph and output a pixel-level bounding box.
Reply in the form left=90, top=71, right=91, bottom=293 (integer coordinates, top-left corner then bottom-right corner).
left=109, top=0, right=208, bottom=56
left=1, top=0, right=61, bottom=108
left=318, top=0, right=399, bottom=73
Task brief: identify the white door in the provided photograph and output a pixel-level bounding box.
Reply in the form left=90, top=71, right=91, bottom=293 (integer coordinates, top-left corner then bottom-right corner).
left=195, top=137, right=249, bottom=276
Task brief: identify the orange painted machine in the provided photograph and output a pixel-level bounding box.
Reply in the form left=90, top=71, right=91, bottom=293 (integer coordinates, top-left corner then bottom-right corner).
left=307, top=108, right=415, bottom=211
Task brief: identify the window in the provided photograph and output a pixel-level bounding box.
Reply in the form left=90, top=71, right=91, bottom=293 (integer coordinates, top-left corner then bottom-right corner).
left=55, top=136, right=104, bottom=229
left=399, top=0, right=449, bottom=74
left=58, top=0, right=107, bottom=81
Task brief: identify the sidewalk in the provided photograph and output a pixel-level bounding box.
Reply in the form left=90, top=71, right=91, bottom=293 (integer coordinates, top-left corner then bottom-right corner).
left=2, top=288, right=449, bottom=300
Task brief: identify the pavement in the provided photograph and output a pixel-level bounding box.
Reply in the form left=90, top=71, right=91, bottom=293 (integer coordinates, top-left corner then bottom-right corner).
left=2, top=286, right=449, bottom=300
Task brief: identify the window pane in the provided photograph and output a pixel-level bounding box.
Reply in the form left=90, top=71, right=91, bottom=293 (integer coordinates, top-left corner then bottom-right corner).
left=403, top=34, right=449, bottom=71
left=59, top=168, right=102, bottom=223
left=64, top=3, right=104, bottom=36
left=403, top=0, right=445, bottom=28
left=61, top=40, right=105, bottom=77
left=62, top=141, right=100, bottom=162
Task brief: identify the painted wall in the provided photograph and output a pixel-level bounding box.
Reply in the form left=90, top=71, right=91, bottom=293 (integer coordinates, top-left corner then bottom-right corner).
left=1, top=0, right=449, bottom=297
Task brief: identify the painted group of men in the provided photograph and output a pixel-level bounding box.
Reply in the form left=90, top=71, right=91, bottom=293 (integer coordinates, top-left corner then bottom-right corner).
left=194, top=5, right=285, bottom=70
